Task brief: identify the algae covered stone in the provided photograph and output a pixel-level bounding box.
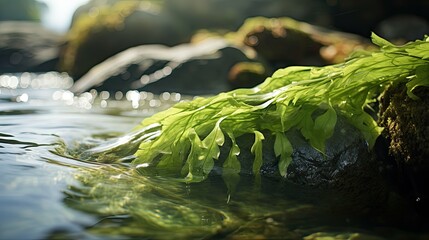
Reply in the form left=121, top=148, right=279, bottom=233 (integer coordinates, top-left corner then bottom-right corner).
left=62, top=1, right=191, bottom=79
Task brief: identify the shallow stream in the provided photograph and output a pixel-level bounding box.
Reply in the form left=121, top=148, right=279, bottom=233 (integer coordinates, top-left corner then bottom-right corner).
left=0, top=72, right=427, bottom=239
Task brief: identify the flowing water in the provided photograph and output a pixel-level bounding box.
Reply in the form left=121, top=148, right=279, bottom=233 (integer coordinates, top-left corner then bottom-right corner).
left=0, top=72, right=427, bottom=240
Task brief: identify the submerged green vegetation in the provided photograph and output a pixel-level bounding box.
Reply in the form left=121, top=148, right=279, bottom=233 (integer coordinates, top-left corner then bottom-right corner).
left=131, top=34, right=429, bottom=183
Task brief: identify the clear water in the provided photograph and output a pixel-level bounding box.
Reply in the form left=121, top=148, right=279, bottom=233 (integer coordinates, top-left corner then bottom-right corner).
left=0, top=72, right=427, bottom=240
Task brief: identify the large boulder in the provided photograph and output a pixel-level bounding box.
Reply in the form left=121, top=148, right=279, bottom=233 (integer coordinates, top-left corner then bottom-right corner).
left=70, top=38, right=272, bottom=95
left=62, top=1, right=192, bottom=79
left=0, top=21, right=62, bottom=73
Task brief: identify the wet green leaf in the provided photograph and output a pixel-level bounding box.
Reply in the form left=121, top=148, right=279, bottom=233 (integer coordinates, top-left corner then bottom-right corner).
left=406, top=65, right=429, bottom=99
left=274, top=132, right=293, bottom=177
left=251, top=131, right=264, bottom=175
left=371, top=32, right=394, bottom=48
left=222, top=133, right=241, bottom=196
left=223, top=133, right=241, bottom=175
left=201, top=119, right=225, bottom=175
left=311, top=106, right=337, bottom=153
left=184, top=129, right=205, bottom=182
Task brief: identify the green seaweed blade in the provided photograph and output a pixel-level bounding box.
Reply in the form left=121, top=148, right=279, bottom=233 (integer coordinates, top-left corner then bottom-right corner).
left=131, top=34, right=429, bottom=183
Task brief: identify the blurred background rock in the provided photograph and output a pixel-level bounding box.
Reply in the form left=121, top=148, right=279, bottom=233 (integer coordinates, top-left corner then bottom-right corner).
left=64, top=1, right=192, bottom=79
left=0, top=21, right=62, bottom=73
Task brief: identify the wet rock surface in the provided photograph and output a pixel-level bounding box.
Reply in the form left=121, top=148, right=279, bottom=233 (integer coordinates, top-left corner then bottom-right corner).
left=235, top=117, right=378, bottom=186
left=71, top=39, right=271, bottom=95
left=0, top=21, right=62, bottom=73
left=215, top=116, right=388, bottom=213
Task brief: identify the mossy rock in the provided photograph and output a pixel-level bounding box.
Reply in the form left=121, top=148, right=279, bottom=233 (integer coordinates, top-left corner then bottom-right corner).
left=379, top=83, right=429, bottom=214
left=241, top=21, right=324, bottom=66
left=226, top=17, right=373, bottom=67
left=62, top=1, right=191, bottom=79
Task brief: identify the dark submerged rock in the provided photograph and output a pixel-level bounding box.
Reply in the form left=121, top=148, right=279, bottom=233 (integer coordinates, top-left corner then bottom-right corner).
left=0, top=21, right=62, bottom=73
left=71, top=39, right=271, bottom=95
left=216, top=115, right=388, bottom=214
left=236, top=117, right=379, bottom=187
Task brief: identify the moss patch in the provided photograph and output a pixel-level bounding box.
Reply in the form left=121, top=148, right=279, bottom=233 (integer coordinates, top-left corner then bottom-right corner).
left=379, top=83, right=429, bottom=166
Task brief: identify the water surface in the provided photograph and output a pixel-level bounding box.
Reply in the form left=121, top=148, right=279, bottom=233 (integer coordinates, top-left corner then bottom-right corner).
left=0, top=72, right=427, bottom=239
